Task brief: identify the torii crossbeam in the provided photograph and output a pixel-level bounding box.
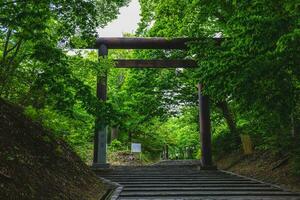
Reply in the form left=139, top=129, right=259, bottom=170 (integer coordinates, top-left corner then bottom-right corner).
left=92, top=37, right=213, bottom=169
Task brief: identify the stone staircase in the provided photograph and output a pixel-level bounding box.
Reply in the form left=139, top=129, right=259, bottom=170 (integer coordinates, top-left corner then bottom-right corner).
left=96, top=161, right=300, bottom=200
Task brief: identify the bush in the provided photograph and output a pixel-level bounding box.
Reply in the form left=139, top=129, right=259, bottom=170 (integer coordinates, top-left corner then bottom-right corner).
left=109, top=139, right=124, bottom=152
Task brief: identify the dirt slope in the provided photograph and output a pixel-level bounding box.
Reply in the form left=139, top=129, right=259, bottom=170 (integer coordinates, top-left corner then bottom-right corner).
left=217, top=150, right=300, bottom=192
left=0, top=99, right=112, bottom=200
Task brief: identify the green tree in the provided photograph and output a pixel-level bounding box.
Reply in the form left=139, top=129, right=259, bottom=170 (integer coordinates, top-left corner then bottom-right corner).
left=0, top=0, right=128, bottom=161
left=136, top=0, right=300, bottom=167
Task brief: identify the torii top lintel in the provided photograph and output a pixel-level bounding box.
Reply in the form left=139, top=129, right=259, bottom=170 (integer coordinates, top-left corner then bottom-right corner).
left=95, top=37, right=203, bottom=68
left=95, top=37, right=195, bottom=49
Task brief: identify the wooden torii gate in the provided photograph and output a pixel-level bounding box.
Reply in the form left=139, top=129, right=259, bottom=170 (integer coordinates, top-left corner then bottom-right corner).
left=92, top=37, right=213, bottom=169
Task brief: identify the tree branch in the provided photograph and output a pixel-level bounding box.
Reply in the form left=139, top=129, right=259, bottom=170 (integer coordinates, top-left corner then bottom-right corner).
left=2, top=29, right=12, bottom=60
left=6, top=39, right=22, bottom=55
left=8, top=39, right=23, bottom=66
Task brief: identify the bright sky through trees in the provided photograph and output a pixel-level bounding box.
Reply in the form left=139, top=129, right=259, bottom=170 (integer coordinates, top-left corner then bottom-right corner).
left=97, top=0, right=141, bottom=37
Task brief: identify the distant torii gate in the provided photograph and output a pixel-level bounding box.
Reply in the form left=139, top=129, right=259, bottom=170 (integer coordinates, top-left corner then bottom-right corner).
left=92, top=37, right=213, bottom=169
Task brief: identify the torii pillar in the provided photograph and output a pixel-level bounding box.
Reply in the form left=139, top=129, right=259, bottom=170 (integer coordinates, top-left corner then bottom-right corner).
left=198, top=84, right=214, bottom=169
left=92, top=44, right=109, bottom=168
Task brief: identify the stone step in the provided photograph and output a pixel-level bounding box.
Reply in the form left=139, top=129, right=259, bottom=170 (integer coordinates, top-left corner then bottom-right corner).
left=119, top=183, right=271, bottom=188
left=119, top=191, right=298, bottom=197
left=101, top=176, right=236, bottom=180
left=95, top=164, right=300, bottom=199
left=100, top=171, right=211, bottom=174
left=104, top=179, right=248, bottom=183
left=100, top=175, right=236, bottom=178
left=122, top=187, right=281, bottom=191
left=99, top=170, right=218, bottom=173
left=100, top=173, right=223, bottom=176
left=116, top=180, right=257, bottom=184
left=118, top=196, right=300, bottom=200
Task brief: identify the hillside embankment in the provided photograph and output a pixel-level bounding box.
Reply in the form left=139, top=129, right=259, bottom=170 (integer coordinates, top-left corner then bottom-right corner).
left=217, top=150, right=300, bottom=192
left=0, top=99, right=113, bottom=200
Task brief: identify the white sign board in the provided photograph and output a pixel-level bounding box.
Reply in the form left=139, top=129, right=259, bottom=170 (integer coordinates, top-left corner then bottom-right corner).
left=131, top=143, right=141, bottom=153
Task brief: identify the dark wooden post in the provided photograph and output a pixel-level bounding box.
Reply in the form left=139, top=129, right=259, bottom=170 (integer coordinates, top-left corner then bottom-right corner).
left=93, top=44, right=109, bottom=168
left=166, top=144, right=169, bottom=160
left=198, top=83, right=213, bottom=168
left=163, top=144, right=169, bottom=160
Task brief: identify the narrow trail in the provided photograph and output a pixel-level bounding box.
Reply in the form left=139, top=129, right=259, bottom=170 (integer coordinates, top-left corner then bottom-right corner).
left=96, top=161, right=300, bottom=200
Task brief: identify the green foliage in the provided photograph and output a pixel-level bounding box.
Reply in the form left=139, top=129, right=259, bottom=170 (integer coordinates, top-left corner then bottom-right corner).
left=2, top=0, right=299, bottom=174
left=155, top=107, right=200, bottom=159
left=0, top=0, right=128, bottom=161
left=135, top=0, right=300, bottom=171
left=109, top=139, right=124, bottom=151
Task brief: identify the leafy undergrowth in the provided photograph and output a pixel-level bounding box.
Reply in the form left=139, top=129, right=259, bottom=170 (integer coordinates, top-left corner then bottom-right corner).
left=0, top=99, right=112, bottom=200
left=217, top=150, right=300, bottom=192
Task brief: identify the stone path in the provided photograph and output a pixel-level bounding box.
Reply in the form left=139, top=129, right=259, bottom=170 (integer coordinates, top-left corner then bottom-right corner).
left=96, top=161, right=300, bottom=200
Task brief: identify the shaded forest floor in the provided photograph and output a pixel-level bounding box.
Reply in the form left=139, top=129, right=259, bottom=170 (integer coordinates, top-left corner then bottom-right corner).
left=217, top=150, right=300, bottom=192
left=0, top=99, right=112, bottom=200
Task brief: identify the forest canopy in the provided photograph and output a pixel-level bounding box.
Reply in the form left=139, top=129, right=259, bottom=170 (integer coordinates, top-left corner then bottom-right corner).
left=1, top=0, right=299, bottom=173
left=134, top=0, right=300, bottom=170
left=0, top=0, right=129, bottom=158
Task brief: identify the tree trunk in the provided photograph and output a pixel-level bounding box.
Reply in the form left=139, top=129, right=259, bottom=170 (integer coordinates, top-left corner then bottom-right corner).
left=111, top=127, right=118, bottom=141
left=128, top=132, right=132, bottom=143
left=292, top=115, right=300, bottom=144
left=216, top=101, right=240, bottom=145
left=164, top=144, right=169, bottom=160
